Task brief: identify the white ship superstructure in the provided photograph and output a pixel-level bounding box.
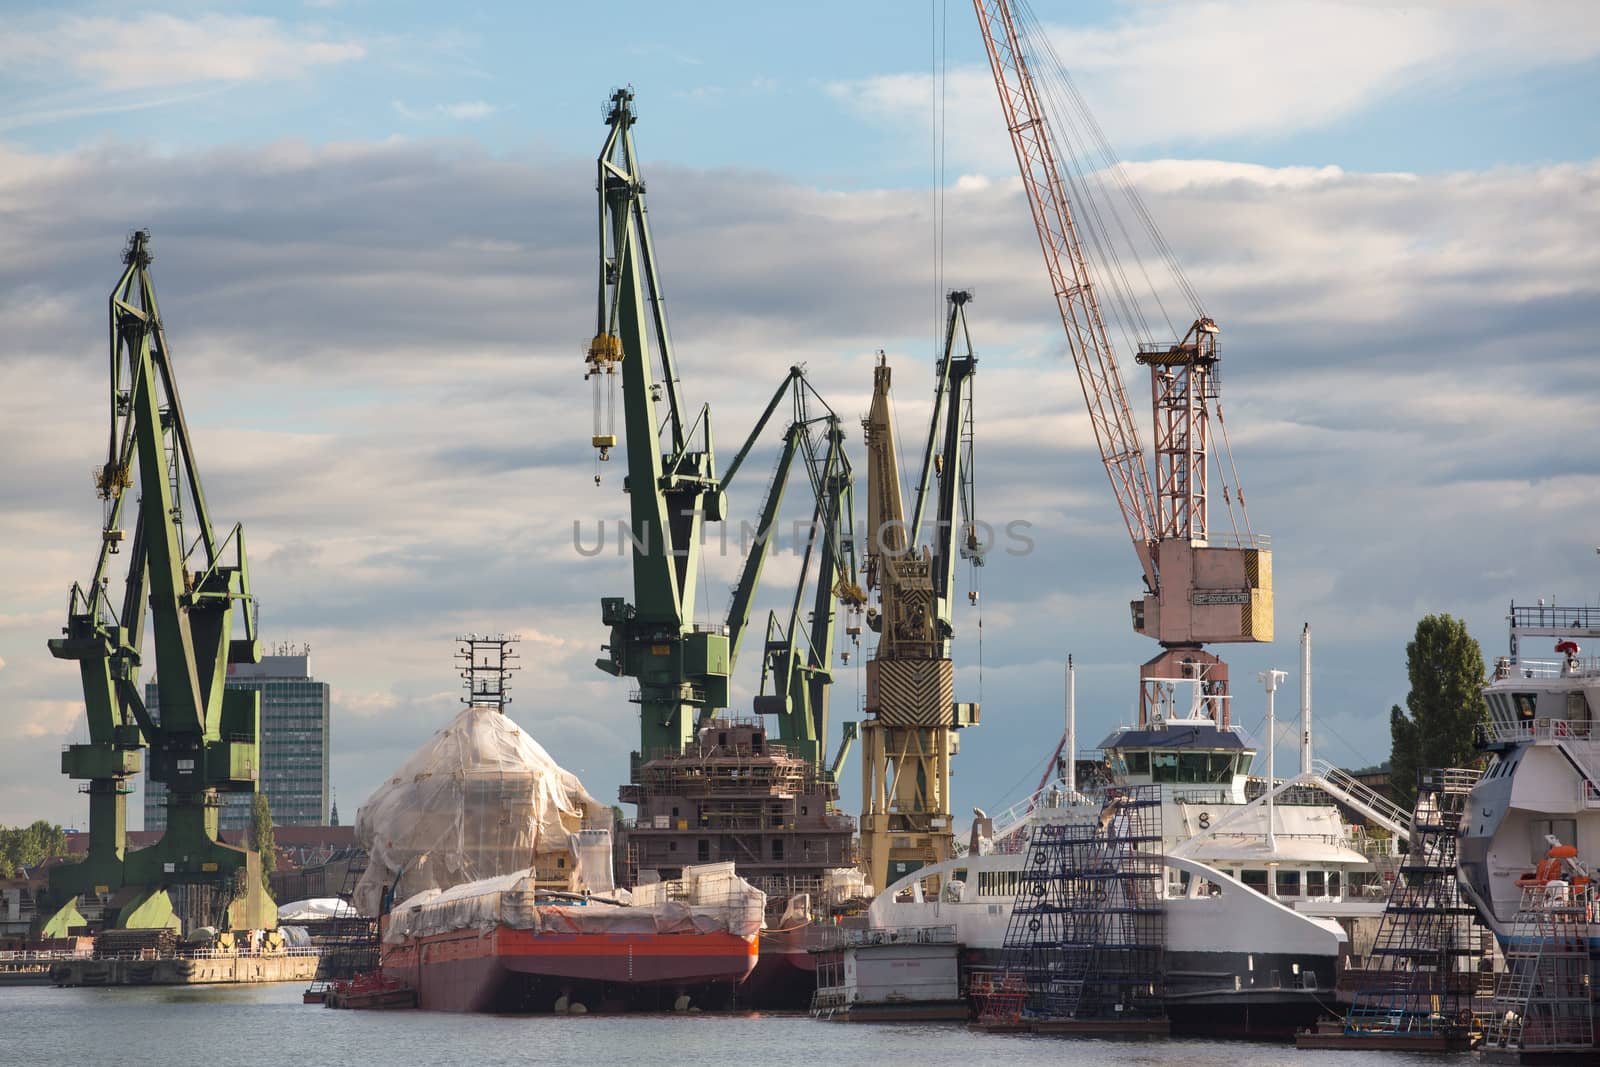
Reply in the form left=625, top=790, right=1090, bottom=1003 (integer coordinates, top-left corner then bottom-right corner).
left=1458, top=602, right=1600, bottom=952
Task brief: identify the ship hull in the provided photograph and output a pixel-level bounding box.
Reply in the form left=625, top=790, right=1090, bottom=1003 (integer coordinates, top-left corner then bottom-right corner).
left=740, top=925, right=832, bottom=1009
left=963, top=945, right=1334, bottom=1038
left=382, top=925, right=757, bottom=1013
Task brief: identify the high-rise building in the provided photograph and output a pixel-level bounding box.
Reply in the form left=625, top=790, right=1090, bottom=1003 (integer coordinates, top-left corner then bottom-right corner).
left=143, top=651, right=331, bottom=831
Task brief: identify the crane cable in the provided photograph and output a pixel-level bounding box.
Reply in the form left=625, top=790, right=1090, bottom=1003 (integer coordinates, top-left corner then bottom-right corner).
left=1009, top=0, right=1205, bottom=348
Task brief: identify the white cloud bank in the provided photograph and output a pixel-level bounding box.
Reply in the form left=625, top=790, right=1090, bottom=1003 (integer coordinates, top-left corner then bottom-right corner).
left=0, top=137, right=1594, bottom=828
left=832, top=0, right=1600, bottom=163
left=1, top=13, right=365, bottom=92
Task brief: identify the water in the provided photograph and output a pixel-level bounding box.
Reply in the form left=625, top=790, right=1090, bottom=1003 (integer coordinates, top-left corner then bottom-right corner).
left=1, top=983, right=1476, bottom=1066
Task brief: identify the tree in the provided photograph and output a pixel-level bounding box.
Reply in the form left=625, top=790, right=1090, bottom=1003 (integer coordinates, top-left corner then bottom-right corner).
left=0, top=821, right=69, bottom=878
left=249, top=793, right=276, bottom=893
left=1388, top=613, right=1489, bottom=810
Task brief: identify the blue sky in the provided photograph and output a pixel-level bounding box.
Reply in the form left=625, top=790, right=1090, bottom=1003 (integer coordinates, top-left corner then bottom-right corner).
left=6, top=1, right=1598, bottom=178
left=2, top=1, right=1598, bottom=832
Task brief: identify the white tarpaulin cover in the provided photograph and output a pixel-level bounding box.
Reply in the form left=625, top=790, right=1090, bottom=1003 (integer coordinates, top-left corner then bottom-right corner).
left=383, top=863, right=767, bottom=945
left=353, top=705, right=609, bottom=916
left=277, top=897, right=359, bottom=921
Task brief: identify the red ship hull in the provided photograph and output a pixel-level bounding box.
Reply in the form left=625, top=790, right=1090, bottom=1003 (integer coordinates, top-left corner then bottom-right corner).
left=382, top=924, right=758, bottom=1013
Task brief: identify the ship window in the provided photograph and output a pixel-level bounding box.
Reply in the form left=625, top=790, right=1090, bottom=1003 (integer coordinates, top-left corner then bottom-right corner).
left=1306, top=870, right=1326, bottom=897
left=1126, top=751, right=1150, bottom=774
left=752, top=735, right=763, bottom=753
left=1328, top=871, right=1341, bottom=898
left=668, top=841, right=677, bottom=851
left=1241, top=870, right=1268, bottom=895
left=1513, top=693, right=1538, bottom=721
left=698, top=840, right=710, bottom=862
left=772, top=839, right=784, bottom=860
left=671, top=807, right=679, bottom=817
left=1178, top=753, right=1210, bottom=783
left=718, top=732, right=728, bottom=746
left=1276, top=870, right=1301, bottom=897
left=1151, top=753, right=1178, bottom=782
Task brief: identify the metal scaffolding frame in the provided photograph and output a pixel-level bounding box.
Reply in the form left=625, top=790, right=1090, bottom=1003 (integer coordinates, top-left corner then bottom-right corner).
left=1342, top=768, right=1487, bottom=1038
left=1484, top=880, right=1596, bottom=1052
left=999, top=785, right=1166, bottom=1022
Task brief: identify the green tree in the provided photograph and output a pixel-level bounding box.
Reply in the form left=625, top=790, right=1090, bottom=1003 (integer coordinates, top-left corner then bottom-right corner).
left=1388, top=613, right=1489, bottom=810
left=249, top=793, right=276, bottom=893
left=0, top=821, right=70, bottom=877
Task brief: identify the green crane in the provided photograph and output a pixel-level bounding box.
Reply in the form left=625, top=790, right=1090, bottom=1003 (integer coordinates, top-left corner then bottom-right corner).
left=584, top=88, right=863, bottom=770
left=42, top=232, right=273, bottom=934
left=754, top=414, right=861, bottom=769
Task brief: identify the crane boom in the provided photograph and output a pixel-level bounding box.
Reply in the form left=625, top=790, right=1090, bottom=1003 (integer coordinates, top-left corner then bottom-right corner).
left=972, top=0, right=1158, bottom=592
left=973, top=0, right=1272, bottom=727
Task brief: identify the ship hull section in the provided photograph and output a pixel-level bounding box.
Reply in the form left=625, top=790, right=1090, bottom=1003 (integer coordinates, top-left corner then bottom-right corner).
left=383, top=925, right=757, bottom=1013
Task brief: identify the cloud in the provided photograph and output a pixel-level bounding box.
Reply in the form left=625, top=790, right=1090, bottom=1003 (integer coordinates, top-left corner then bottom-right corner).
left=0, top=136, right=1594, bottom=830
left=831, top=0, right=1600, bottom=160
left=2, top=13, right=365, bottom=92
left=392, top=100, right=497, bottom=122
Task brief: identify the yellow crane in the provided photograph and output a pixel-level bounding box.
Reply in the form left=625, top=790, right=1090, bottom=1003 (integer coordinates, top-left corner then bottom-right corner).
left=859, top=291, right=982, bottom=894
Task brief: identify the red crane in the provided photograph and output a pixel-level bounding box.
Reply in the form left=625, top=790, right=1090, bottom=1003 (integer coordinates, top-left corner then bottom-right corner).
left=972, top=0, right=1273, bottom=727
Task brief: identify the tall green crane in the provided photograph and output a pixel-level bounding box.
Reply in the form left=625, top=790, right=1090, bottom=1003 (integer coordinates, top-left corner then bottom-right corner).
left=584, top=88, right=862, bottom=769
left=754, top=415, right=860, bottom=769
left=42, top=232, right=273, bottom=934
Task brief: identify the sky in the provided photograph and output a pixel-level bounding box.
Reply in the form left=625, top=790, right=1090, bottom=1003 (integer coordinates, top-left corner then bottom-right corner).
left=1, top=0, right=1597, bottom=833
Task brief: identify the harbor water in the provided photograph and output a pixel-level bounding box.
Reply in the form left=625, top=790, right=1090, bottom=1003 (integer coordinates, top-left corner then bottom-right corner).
left=2, top=983, right=1478, bottom=1066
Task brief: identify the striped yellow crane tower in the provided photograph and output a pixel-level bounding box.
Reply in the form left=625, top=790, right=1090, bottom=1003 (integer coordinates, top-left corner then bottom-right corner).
left=858, top=292, right=982, bottom=897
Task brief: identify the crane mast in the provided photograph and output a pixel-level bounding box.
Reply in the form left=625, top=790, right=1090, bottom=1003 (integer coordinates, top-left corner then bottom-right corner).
left=42, top=231, right=273, bottom=935
left=585, top=87, right=863, bottom=781
left=859, top=291, right=981, bottom=895
left=973, top=0, right=1272, bottom=726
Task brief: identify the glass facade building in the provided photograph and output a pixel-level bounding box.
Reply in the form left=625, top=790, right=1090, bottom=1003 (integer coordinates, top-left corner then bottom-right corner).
left=142, top=653, right=331, bottom=830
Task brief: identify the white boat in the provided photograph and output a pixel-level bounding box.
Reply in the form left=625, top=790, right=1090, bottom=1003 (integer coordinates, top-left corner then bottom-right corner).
left=867, top=668, right=1406, bottom=1034
left=1457, top=601, right=1600, bottom=1041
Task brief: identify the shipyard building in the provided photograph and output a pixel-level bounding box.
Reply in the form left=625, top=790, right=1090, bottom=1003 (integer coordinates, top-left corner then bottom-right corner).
left=142, top=651, right=331, bottom=830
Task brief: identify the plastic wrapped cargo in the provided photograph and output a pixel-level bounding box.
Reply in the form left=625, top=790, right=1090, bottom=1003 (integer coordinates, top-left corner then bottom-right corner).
left=353, top=705, right=610, bottom=916
left=383, top=863, right=767, bottom=944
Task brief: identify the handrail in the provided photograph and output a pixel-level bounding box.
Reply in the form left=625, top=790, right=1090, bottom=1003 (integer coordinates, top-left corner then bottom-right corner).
left=1311, top=759, right=1412, bottom=840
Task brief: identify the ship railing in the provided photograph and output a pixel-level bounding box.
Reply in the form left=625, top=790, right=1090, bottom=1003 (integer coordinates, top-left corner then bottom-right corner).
left=814, top=924, right=956, bottom=950
left=1170, top=788, right=1231, bottom=805
left=1203, top=830, right=1349, bottom=845
left=1509, top=604, right=1600, bottom=631
left=1484, top=717, right=1597, bottom=745
left=1503, top=656, right=1600, bottom=679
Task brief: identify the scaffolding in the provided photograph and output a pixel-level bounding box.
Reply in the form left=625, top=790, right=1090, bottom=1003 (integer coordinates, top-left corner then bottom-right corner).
left=998, top=785, right=1166, bottom=1024
left=1483, top=857, right=1597, bottom=1054
left=1342, top=768, right=1486, bottom=1039
left=303, top=849, right=378, bottom=1001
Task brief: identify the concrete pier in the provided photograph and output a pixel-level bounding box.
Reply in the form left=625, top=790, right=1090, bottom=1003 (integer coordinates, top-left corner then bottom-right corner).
left=50, top=952, right=319, bottom=987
